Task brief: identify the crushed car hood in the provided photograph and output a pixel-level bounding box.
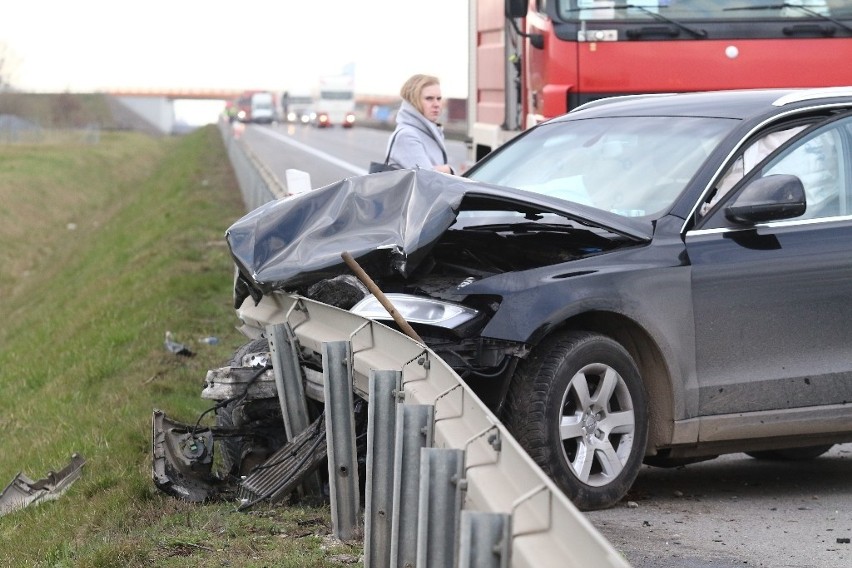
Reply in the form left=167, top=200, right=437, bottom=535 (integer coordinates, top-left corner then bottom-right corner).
left=226, top=168, right=651, bottom=293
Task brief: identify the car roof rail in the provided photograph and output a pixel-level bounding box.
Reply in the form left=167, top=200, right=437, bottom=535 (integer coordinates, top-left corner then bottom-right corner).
left=773, top=86, right=852, bottom=107
left=572, top=92, right=676, bottom=113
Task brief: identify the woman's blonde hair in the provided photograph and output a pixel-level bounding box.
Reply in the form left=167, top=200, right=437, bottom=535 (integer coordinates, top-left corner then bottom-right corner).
left=400, top=74, right=440, bottom=115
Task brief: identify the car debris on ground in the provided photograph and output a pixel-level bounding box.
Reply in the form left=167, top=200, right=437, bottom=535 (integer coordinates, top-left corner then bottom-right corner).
left=0, top=453, right=86, bottom=517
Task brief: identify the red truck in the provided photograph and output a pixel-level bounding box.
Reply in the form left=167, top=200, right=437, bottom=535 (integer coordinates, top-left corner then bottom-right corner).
left=469, top=0, right=852, bottom=160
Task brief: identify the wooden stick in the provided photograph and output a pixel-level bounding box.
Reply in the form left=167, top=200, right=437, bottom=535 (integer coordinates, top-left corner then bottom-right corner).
left=341, top=251, right=424, bottom=344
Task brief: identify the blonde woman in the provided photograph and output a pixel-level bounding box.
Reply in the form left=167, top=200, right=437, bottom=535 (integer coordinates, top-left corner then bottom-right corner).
left=386, top=74, right=454, bottom=174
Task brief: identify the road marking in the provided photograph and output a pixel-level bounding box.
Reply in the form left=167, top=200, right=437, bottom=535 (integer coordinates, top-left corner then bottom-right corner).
left=255, top=127, right=368, bottom=176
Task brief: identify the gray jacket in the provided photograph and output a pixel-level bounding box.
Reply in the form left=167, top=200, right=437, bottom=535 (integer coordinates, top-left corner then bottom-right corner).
left=386, top=100, right=449, bottom=170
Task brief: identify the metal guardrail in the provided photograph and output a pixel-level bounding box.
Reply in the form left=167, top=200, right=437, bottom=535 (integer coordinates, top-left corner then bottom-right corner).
left=219, top=120, right=287, bottom=209
left=219, top=121, right=631, bottom=567
left=238, top=294, right=630, bottom=568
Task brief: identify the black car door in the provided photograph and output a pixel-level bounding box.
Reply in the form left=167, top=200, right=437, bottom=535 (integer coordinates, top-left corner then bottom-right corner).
left=685, top=114, right=852, bottom=420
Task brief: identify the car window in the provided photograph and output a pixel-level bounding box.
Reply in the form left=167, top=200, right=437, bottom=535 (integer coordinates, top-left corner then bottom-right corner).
left=699, top=125, right=808, bottom=216
left=760, top=124, right=849, bottom=219
left=696, top=114, right=852, bottom=227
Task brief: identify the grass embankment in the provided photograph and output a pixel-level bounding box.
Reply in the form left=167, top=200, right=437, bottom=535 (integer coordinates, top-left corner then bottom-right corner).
left=0, top=127, right=359, bottom=567
left=1, top=92, right=120, bottom=128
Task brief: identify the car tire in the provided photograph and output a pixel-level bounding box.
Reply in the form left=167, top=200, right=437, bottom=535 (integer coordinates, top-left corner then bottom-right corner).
left=506, top=331, right=648, bottom=511
left=746, top=444, right=834, bottom=461
left=215, top=338, right=288, bottom=477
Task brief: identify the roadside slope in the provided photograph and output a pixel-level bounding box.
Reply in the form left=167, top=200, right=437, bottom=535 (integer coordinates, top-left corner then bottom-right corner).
left=0, top=126, right=356, bottom=566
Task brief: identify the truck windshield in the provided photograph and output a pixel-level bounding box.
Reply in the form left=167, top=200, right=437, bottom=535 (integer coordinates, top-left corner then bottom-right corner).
left=466, top=115, right=736, bottom=218
left=557, top=1, right=851, bottom=21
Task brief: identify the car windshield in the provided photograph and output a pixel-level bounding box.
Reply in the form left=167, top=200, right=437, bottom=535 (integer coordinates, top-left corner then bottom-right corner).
left=467, top=115, right=737, bottom=218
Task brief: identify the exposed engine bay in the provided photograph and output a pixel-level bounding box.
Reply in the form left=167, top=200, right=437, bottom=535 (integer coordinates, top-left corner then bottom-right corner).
left=228, top=170, right=642, bottom=393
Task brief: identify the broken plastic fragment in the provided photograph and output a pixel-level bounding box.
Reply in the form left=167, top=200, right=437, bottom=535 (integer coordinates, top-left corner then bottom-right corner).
left=0, top=453, right=86, bottom=517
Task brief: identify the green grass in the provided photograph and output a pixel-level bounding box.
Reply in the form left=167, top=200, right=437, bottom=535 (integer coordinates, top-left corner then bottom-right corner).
left=0, top=126, right=360, bottom=567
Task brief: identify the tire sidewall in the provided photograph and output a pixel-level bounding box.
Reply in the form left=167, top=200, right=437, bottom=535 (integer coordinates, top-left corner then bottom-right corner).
left=513, top=332, right=649, bottom=510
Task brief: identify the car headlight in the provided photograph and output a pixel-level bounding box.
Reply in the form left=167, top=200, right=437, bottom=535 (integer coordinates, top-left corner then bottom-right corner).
left=350, top=293, right=479, bottom=330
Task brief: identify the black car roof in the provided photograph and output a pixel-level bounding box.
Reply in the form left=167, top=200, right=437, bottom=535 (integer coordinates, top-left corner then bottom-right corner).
left=555, top=87, right=852, bottom=121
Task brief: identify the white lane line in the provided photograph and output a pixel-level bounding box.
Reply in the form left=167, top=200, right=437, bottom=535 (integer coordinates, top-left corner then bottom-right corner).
left=255, top=127, right=368, bottom=176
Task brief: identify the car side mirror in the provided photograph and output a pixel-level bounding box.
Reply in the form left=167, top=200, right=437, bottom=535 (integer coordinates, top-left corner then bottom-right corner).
left=724, top=174, right=806, bottom=225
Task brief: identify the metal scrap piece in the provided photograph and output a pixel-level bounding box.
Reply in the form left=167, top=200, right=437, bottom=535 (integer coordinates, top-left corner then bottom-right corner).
left=0, top=453, right=86, bottom=517
left=152, top=410, right=223, bottom=502
left=238, top=413, right=327, bottom=510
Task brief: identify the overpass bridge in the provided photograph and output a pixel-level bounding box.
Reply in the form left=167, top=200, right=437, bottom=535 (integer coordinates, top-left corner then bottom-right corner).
left=105, top=88, right=404, bottom=107
left=105, top=88, right=248, bottom=101
left=104, top=89, right=465, bottom=135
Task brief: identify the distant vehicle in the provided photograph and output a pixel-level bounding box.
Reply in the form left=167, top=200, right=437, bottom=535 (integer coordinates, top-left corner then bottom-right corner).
left=313, top=75, right=355, bottom=128
left=235, top=91, right=276, bottom=124
left=249, top=91, right=276, bottom=124
left=282, top=90, right=315, bottom=124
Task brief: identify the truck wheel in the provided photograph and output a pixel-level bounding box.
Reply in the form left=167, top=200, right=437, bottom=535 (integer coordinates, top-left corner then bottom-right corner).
left=215, top=339, right=288, bottom=477
left=505, top=331, right=648, bottom=511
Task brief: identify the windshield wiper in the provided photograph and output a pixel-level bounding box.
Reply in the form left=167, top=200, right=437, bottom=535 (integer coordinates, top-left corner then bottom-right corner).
left=568, top=4, right=708, bottom=39
left=724, top=3, right=852, bottom=34
left=625, top=3, right=708, bottom=38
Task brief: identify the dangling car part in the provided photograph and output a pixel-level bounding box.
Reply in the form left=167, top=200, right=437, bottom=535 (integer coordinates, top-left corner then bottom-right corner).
left=152, top=336, right=369, bottom=507
left=152, top=410, right=219, bottom=502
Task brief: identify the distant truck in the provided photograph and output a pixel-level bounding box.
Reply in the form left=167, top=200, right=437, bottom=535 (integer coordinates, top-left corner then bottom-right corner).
left=314, top=75, right=355, bottom=128
left=235, top=91, right=276, bottom=124
left=281, top=90, right=315, bottom=124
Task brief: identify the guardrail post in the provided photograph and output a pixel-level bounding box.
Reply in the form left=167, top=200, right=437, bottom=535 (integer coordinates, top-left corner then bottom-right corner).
left=458, top=511, right=511, bottom=568
left=390, top=404, right=434, bottom=568
left=322, top=340, right=360, bottom=540
left=266, top=323, right=310, bottom=440
left=266, top=322, right=322, bottom=497
left=416, top=447, right=465, bottom=568
left=364, top=369, right=402, bottom=568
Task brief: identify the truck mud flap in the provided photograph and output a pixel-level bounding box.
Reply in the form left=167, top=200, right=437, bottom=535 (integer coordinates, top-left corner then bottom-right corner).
left=152, top=410, right=226, bottom=502
left=237, top=413, right=327, bottom=510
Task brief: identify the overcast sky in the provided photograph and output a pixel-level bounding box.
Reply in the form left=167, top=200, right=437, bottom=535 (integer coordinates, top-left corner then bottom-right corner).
left=1, top=0, right=470, bottom=98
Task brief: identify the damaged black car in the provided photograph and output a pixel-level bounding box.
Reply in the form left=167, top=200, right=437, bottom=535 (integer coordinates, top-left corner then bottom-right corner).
left=159, top=87, right=852, bottom=511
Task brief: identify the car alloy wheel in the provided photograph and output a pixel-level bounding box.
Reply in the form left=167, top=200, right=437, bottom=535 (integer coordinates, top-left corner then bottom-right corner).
left=506, top=331, right=649, bottom=510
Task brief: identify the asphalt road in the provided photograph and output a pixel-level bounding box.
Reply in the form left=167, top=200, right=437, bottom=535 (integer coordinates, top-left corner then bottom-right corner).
left=237, top=121, right=470, bottom=190
left=237, top=122, right=852, bottom=568
left=586, top=444, right=852, bottom=568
